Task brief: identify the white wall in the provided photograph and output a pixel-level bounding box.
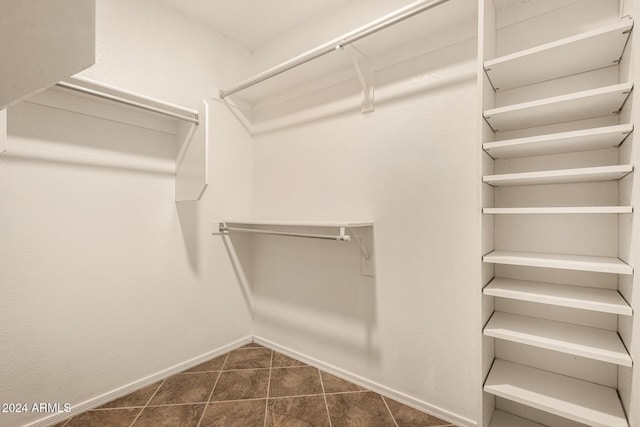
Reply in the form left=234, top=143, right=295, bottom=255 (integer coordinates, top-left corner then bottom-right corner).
left=0, top=1, right=253, bottom=426
left=247, top=3, right=480, bottom=423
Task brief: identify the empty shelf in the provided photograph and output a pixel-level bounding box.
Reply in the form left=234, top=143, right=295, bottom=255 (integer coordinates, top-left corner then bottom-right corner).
left=484, top=278, right=632, bottom=316
left=483, top=206, right=633, bottom=214
left=483, top=251, right=633, bottom=275
left=483, top=124, right=633, bottom=159
left=483, top=164, right=632, bottom=186
left=484, top=359, right=628, bottom=427
left=490, top=410, right=546, bottom=427
left=484, top=312, right=631, bottom=366
left=484, top=82, right=633, bottom=132
left=219, top=220, right=374, bottom=227
left=485, top=20, right=633, bottom=91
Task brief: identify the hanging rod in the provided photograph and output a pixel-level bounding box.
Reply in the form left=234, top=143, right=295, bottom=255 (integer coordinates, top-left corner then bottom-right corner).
left=55, top=79, right=199, bottom=125
left=219, top=0, right=450, bottom=98
left=219, top=223, right=351, bottom=241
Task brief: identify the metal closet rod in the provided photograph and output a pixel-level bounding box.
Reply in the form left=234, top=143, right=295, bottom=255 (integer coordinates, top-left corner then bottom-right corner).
left=219, top=225, right=351, bottom=241
left=55, top=81, right=200, bottom=125
left=219, top=0, right=450, bottom=98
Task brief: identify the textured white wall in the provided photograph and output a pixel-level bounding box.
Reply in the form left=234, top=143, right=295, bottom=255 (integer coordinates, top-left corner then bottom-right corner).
left=249, top=9, right=480, bottom=424
left=0, top=1, right=253, bottom=426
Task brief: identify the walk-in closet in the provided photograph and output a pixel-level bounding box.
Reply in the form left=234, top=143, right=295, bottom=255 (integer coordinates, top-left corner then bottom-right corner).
left=1, top=0, right=639, bottom=426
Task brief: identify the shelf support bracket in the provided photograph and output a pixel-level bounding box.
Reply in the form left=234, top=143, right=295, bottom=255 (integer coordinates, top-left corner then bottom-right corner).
left=348, top=227, right=370, bottom=260
left=344, top=46, right=374, bottom=114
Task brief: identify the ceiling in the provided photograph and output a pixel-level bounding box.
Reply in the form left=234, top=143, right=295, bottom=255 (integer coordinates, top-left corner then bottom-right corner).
left=159, top=0, right=347, bottom=51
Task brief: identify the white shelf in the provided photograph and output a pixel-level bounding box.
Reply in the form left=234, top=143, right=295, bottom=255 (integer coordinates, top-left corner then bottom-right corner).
left=483, top=206, right=633, bottom=214
left=484, top=312, right=632, bottom=366
left=219, top=220, right=374, bottom=228
left=485, top=360, right=628, bottom=427
left=483, top=250, right=633, bottom=275
left=484, top=82, right=633, bottom=132
left=485, top=20, right=633, bottom=91
left=26, top=76, right=199, bottom=134
left=484, top=277, right=632, bottom=316
left=483, top=164, right=632, bottom=187
left=490, top=410, right=546, bottom=427
left=483, top=124, right=633, bottom=159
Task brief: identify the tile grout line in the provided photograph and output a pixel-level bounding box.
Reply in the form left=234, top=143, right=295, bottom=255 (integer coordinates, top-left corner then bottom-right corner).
left=381, top=395, right=400, bottom=427
left=129, top=377, right=168, bottom=427
left=263, top=350, right=274, bottom=427
left=128, top=378, right=167, bottom=427
left=318, top=370, right=333, bottom=427
left=195, top=352, right=229, bottom=427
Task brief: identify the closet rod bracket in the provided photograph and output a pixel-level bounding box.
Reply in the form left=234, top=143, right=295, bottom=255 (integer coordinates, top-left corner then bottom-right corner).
left=344, top=46, right=375, bottom=114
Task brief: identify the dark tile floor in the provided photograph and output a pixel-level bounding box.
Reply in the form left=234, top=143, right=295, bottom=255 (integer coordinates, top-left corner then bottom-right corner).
left=52, top=343, right=457, bottom=426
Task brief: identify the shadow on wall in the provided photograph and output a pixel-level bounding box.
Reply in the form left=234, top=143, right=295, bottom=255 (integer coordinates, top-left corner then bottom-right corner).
left=175, top=201, right=199, bottom=273
left=221, top=228, right=379, bottom=360
left=4, top=102, right=175, bottom=176
left=248, top=37, right=477, bottom=136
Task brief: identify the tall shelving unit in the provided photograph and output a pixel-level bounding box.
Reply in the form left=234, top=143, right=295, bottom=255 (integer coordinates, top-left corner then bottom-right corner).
left=479, top=1, right=637, bottom=426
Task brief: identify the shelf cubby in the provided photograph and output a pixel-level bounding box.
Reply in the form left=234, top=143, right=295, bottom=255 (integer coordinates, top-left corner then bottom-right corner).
left=483, top=82, right=633, bottom=132
left=483, top=124, right=633, bottom=159
left=483, top=206, right=633, bottom=214
left=484, top=359, right=628, bottom=427
left=484, top=312, right=632, bottom=366
left=489, top=410, right=546, bottom=427
left=484, top=277, right=632, bottom=315
left=484, top=20, right=633, bottom=91
left=483, top=250, right=633, bottom=275
left=483, top=164, right=633, bottom=187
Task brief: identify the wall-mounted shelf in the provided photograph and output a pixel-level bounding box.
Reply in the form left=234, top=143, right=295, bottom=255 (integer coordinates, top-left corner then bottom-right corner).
left=484, top=312, right=632, bottom=366
left=483, top=251, right=633, bottom=275
left=484, top=278, right=632, bottom=316
left=483, top=164, right=633, bottom=187
left=13, top=76, right=207, bottom=202
left=484, top=359, right=628, bottom=427
left=217, top=220, right=374, bottom=228
left=489, top=410, right=545, bottom=427
left=484, top=82, right=633, bottom=132
left=483, top=206, right=633, bottom=214
left=484, top=20, right=633, bottom=91
left=483, top=124, right=633, bottom=159
left=214, top=220, right=376, bottom=276
left=25, top=76, right=199, bottom=134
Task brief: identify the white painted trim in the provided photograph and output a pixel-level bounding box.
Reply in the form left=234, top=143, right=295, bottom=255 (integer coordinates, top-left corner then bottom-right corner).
left=253, top=335, right=477, bottom=427
left=26, top=334, right=476, bottom=427
left=26, top=335, right=252, bottom=427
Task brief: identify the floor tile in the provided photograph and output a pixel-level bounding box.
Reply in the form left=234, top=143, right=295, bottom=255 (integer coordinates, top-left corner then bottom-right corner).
left=64, top=408, right=140, bottom=427
left=148, top=372, right=217, bottom=405
left=266, top=396, right=330, bottom=427
left=269, top=366, right=323, bottom=398
left=183, top=355, right=227, bottom=373
left=320, top=372, right=364, bottom=394
left=210, top=369, right=270, bottom=401
left=132, top=404, right=205, bottom=427
left=199, top=399, right=266, bottom=427
left=223, top=348, right=272, bottom=370
left=384, top=397, right=454, bottom=426
left=272, top=352, right=307, bottom=368
left=98, top=381, right=162, bottom=409
left=326, top=392, right=396, bottom=427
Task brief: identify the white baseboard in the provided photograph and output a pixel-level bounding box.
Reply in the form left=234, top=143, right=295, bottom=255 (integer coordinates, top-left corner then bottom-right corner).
left=29, top=334, right=476, bottom=427
left=254, top=336, right=477, bottom=427
left=29, top=335, right=252, bottom=427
